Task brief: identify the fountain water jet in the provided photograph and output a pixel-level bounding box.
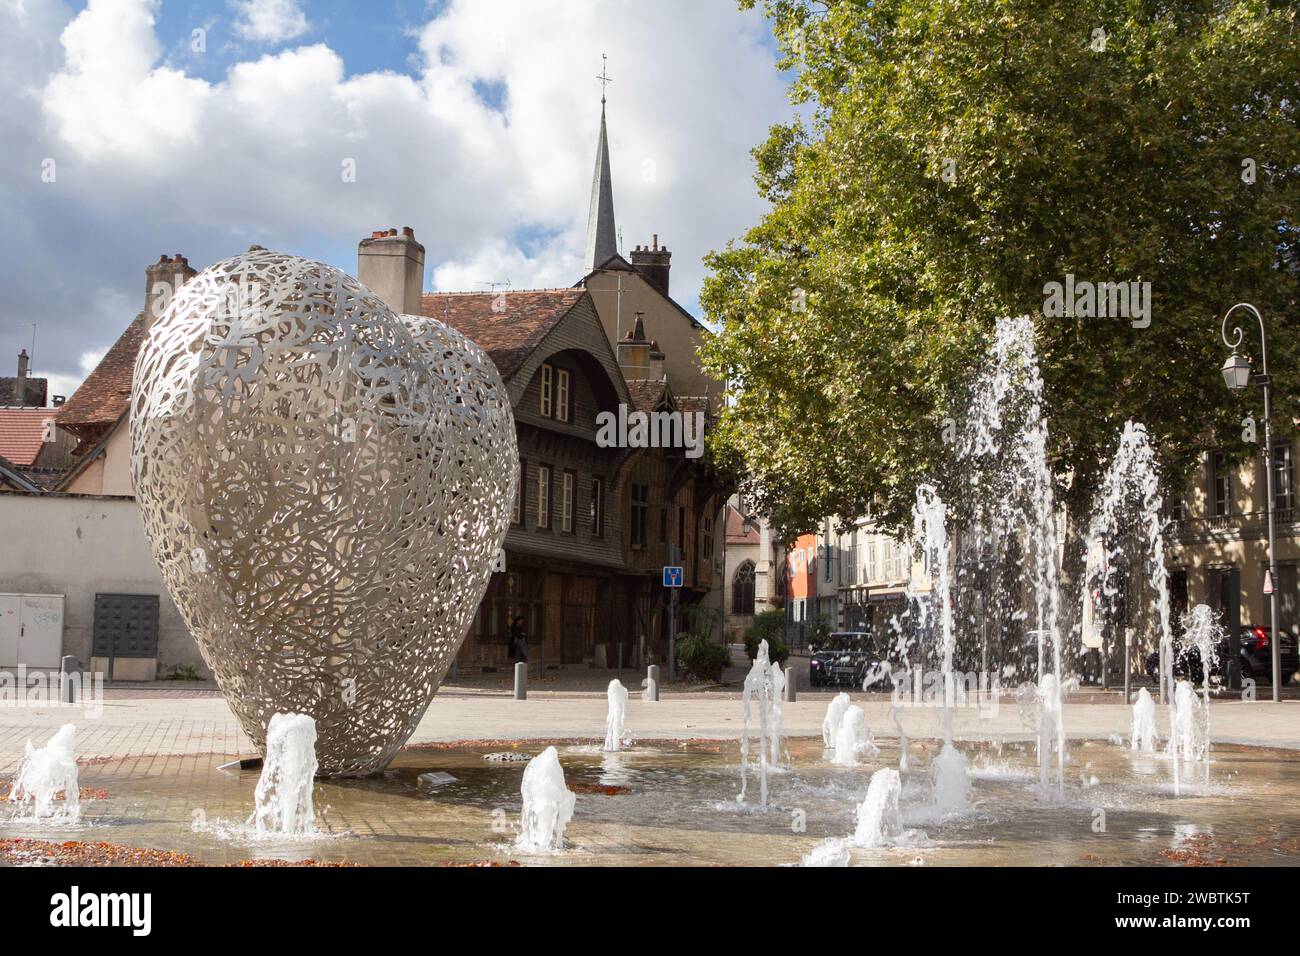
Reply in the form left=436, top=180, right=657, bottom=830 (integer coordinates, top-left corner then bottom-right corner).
left=10, top=724, right=79, bottom=822
left=1090, top=420, right=1177, bottom=792
left=602, top=679, right=628, bottom=752
left=853, top=768, right=903, bottom=847
left=801, top=838, right=851, bottom=867
left=1171, top=681, right=1208, bottom=768
left=249, top=713, right=318, bottom=837
left=831, top=705, right=875, bottom=767
left=891, top=707, right=910, bottom=771
left=1036, top=673, right=1063, bottom=796
left=769, top=662, right=786, bottom=766
left=911, top=486, right=971, bottom=803
left=822, top=692, right=851, bottom=748
left=882, top=588, right=919, bottom=771
left=913, top=485, right=956, bottom=746
left=738, top=639, right=777, bottom=806
left=957, top=316, right=1065, bottom=795
left=516, top=746, right=576, bottom=852
left=1130, top=687, right=1157, bottom=752
left=1178, top=604, right=1220, bottom=786
left=931, top=742, right=971, bottom=815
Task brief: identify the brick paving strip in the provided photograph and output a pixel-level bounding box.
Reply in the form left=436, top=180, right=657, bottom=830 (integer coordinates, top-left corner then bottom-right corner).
left=1, top=684, right=1297, bottom=770
left=0, top=837, right=522, bottom=867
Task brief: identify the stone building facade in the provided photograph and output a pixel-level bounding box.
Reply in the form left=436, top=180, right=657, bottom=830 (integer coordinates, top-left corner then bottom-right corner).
left=1166, top=437, right=1300, bottom=665
left=832, top=517, right=926, bottom=636
left=720, top=499, right=787, bottom=643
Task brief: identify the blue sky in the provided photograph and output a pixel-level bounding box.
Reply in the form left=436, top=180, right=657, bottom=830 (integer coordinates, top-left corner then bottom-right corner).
left=150, top=0, right=433, bottom=83
left=2, top=0, right=792, bottom=399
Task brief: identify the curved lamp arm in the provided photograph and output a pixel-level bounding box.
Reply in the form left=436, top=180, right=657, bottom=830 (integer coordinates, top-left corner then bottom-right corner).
left=1221, top=302, right=1268, bottom=376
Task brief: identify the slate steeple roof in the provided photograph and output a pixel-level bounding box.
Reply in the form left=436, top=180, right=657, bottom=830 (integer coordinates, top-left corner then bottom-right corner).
left=584, top=102, right=618, bottom=273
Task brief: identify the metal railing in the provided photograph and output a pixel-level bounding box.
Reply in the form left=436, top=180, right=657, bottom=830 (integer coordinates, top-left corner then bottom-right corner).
left=1171, top=507, right=1297, bottom=541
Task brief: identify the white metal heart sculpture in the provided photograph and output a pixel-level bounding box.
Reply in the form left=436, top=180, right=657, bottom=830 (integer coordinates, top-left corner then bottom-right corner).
left=130, top=248, right=517, bottom=776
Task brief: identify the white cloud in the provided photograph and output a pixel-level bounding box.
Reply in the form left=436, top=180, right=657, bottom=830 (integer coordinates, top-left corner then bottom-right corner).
left=43, top=0, right=210, bottom=158
left=2, top=0, right=789, bottom=397
left=41, top=338, right=110, bottom=406
left=43, top=348, right=107, bottom=401
left=431, top=234, right=582, bottom=295
left=231, top=0, right=309, bottom=44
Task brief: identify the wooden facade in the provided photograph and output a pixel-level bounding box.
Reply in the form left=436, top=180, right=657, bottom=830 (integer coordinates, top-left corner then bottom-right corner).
left=426, top=289, right=726, bottom=672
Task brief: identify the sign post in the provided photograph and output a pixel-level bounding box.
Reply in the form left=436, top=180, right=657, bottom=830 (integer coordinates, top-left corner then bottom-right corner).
left=663, top=566, right=683, bottom=682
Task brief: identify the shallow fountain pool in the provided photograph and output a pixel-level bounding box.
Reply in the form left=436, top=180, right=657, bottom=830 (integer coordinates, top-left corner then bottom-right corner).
left=3, top=737, right=1298, bottom=866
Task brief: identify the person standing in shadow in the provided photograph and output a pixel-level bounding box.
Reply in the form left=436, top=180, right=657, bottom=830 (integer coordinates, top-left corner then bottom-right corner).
left=508, top=614, right=528, bottom=664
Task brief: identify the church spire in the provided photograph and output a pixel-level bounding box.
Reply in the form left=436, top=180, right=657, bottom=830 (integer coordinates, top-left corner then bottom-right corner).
left=584, top=56, right=618, bottom=273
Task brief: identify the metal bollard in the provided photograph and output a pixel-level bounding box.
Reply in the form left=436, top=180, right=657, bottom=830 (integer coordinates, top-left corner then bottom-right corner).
left=60, top=655, right=78, bottom=705
left=784, top=667, right=797, bottom=703
left=646, top=664, right=660, bottom=702
left=1122, top=626, right=1132, bottom=704
left=1226, top=657, right=1242, bottom=692
left=514, top=661, right=527, bottom=700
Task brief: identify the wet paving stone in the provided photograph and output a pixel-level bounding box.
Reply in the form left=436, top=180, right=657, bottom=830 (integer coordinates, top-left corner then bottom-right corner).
left=2, top=738, right=1298, bottom=866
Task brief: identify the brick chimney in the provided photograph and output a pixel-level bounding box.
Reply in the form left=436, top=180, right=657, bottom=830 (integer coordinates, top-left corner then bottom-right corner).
left=630, top=234, right=671, bottom=298
left=15, top=349, right=29, bottom=405
left=647, top=338, right=666, bottom=382
left=357, top=227, right=425, bottom=315
left=144, top=254, right=197, bottom=327
left=617, top=313, right=653, bottom=379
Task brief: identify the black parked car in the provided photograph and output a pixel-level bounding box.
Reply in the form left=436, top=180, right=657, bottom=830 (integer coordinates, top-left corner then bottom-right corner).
left=1237, top=625, right=1299, bottom=683
left=809, top=631, right=905, bottom=688
left=1143, top=642, right=1221, bottom=685
left=809, top=632, right=873, bottom=688
left=1144, top=625, right=1299, bottom=686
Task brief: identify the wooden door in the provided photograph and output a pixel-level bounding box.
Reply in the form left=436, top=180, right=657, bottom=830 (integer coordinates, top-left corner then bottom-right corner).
left=543, top=573, right=563, bottom=667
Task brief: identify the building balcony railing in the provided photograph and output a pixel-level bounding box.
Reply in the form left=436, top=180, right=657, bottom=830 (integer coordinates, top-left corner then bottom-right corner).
left=1170, top=507, right=1298, bottom=543
left=837, top=576, right=910, bottom=592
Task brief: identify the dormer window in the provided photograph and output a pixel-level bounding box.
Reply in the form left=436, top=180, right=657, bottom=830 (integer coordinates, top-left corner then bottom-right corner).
left=556, top=368, right=571, bottom=422
left=539, top=363, right=571, bottom=423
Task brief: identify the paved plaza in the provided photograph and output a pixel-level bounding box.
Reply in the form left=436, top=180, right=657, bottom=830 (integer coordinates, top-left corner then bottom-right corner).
left=3, top=676, right=1298, bottom=770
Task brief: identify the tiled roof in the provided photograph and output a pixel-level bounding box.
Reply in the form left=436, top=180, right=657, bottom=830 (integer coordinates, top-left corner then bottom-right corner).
left=54, top=314, right=145, bottom=439
left=725, top=504, right=760, bottom=544
left=624, top=379, right=668, bottom=414
left=419, top=289, right=587, bottom=381
left=676, top=395, right=711, bottom=416
left=18, top=467, right=65, bottom=492
left=0, top=377, right=48, bottom=407
left=0, top=407, right=56, bottom=466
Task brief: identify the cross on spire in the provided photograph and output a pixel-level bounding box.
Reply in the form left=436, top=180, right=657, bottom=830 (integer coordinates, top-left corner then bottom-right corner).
left=585, top=54, right=617, bottom=272
left=596, top=53, right=612, bottom=105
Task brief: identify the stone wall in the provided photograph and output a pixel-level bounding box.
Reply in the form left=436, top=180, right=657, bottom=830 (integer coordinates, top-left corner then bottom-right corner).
left=0, top=494, right=205, bottom=679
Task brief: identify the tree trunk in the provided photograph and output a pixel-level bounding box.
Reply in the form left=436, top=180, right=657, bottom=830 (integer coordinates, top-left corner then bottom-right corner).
left=1058, top=503, right=1089, bottom=665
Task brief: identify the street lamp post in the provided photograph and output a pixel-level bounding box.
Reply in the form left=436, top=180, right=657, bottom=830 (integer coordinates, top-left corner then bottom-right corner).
left=1220, top=303, right=1282, bottom=703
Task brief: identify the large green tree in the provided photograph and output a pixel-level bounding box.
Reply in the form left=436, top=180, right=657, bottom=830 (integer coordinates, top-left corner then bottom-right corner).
left=703, top=0, right=1299, bottom=551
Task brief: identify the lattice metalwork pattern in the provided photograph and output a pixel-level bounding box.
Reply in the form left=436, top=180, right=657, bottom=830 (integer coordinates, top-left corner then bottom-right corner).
left=130, top=248, right=517, bottom=776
